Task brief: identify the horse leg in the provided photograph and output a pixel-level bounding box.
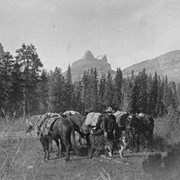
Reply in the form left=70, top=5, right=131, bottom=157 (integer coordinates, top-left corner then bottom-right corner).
left=130, top=133, right=135, bottom=152
left=89, top=134, right=95, bottom=158
left=61, top=139, right=66, bottom=153
left=39, top=136, right=47, bottom=161
left=45, top=138, right=50, bottom=161
left=86, top=134, right=91, bottom=156
left=54, top=139, right=60, bottom=157
left=147, top=130, right=154, bottom=152
left=135, top=133, right=140, bottom=152
left=49, top=139, right=53, bottom=152
left=71, top=130, right=80, bottom=155
left=142, top=132, right=148, bottom=151
left=63, top=136, right=71, bottom=162
left=78, top=134, right=82, bottom=145
left=126, top=130, right=132, bottom=151
left=115, top=127, right=121, bottom=141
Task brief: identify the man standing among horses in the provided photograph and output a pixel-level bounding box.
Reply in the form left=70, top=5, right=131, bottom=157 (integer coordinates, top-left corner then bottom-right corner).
left=97, top=107, right=116, bottom=140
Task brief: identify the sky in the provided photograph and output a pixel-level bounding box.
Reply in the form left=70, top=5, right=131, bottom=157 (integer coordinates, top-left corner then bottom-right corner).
left=1, top=0, right=180, bottom=72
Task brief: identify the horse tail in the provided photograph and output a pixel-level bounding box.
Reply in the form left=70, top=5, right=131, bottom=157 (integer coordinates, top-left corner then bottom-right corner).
left=71, top=129, right=81, bottom=156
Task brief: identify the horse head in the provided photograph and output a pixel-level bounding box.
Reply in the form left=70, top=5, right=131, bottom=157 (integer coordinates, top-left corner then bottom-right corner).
left=26, top=115, right=42, bottom=135
left=26, top=117, right=33, bottom=133
left=126, top=113, right=138, bottom=131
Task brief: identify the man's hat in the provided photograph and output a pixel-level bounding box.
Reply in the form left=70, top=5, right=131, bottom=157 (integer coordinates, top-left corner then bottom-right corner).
left=105, top=106, right=113, bottom=113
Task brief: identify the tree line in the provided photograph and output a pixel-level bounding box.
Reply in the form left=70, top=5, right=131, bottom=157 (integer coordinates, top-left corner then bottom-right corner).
left=0, top=43, right=179, bottom=117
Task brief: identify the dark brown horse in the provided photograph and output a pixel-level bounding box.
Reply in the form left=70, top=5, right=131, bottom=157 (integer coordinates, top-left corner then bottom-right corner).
left=64, top=114, right=91, bottom=154
left=26, top=113, right=60, bottom=152
left=127, top=113, right=154, bottom=152
left=26, top=114, right=79, bottom=162
left=40, top=116, right=79, bottom=162
left=87, top=113, right=116, bottom=157
left=65, top=112, right=117, bottom=156
left=113, top=111, right=130, bottom=141
left=95, top=113, right=117, bottom=140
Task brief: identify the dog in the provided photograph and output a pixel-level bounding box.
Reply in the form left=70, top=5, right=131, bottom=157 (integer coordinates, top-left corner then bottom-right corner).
left=104, top=136, right=128, bottom=158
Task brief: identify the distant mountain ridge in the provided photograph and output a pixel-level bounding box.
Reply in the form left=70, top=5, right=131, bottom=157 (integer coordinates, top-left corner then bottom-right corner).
left=65, top=50, right=180, bottom=84
left=122, top=50, right=180, bottom=83
left=66, top=50, right=115, bottom=82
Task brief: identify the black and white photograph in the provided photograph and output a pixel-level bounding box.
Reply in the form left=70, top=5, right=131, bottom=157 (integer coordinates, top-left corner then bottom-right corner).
left=0, top=0, right=180, bottom=179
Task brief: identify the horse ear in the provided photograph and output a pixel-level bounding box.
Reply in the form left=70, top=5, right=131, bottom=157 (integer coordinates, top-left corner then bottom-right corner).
left=26, top=117, right=33, bottom=127
left=26, top=117, right=29, bottom=125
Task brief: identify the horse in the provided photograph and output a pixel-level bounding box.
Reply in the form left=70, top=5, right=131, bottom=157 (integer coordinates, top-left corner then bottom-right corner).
left=113, top=111, right=130, bottom=141
left=95, top=113, right=117, bottom=140
left=84, top=112, right=116, bottom=157
left=60, top=112, right=117, bottom=157
left=26, top=113, right=60, bottom=152
left=26, top=113, right=79, bottom=162
left=127, top=113, right=154, bottom=152
left=64, top=114, right=91, bottom=152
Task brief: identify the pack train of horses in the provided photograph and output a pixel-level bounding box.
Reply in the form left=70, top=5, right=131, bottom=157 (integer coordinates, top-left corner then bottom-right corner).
left=26, top=108, right=154, bottom=162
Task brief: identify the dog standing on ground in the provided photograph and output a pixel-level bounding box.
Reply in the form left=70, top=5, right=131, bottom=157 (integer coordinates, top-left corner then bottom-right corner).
left=104, top=136, right=128, bottom=158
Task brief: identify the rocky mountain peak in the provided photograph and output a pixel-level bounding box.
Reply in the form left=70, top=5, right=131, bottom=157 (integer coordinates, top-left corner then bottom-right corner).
left=97, top=54, right=107, bottom=62
left=64, top=50, right=115, bottom=82
left=82, top=50, right=94, bottom=60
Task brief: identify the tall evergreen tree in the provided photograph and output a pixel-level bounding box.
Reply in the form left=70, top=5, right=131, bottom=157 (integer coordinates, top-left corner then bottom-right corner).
left=148, top=72, right=158, bottom=116
left=10, top=62, right=23, bottom=115
left=73, top=80, right=84, bottom=113
left=104, top=71, right=114, bottom=108
left=98, top=75, right=106, bottom=112
left=81, top=71, right=90, bottom=112
left=15, top=43, right=43, bottom=115
left=90, top=68, right=98, bottom=111
left=38, top=69, right=49, bottom=113
left=113, top=67, right=123, bottom=110
left=64, top=64, right=74, bottom=110
left=136, top=68, right=148, bottom=113
left=124, top=71, right=135, bottom=112
left=0, top=50, right=15, bottom=113
left=48, top=67, right=65, bottom=113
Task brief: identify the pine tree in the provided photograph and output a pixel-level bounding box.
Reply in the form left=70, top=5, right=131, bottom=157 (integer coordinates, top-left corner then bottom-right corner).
left=148, top=72, right=158, bottom=116
left=162, top=76, right=169, bottom=113
left=64, top=64, right=74, bottom=110
left=81, top=71, right=90, bottom=112
left=90, top=68, right=98, bottom=111
left=15, top=44, right=43, bottom=115
left=0, top=50, right=15, bottom=114
left=38, top=69, right=49, bottom=113
left=104, top=71, right=114, bottom=109
left=10, top=62, right=23, bottom=115
left=136, top=68, right=148, bottom=113
left=73, top=80, right=84, bottom=113
left=113, top=67, right=123, bottom=110
left=98, top=75, right=106, bottom=112
left=48, top=67, right=65, bottom=113
left=125, top=71, right=135, bottom=113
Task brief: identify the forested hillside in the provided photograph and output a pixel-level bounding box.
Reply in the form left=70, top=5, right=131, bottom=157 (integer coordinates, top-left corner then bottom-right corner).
left=123, top=50, right=180, bottom=84
left=0, top=43, right=179, bottom=117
